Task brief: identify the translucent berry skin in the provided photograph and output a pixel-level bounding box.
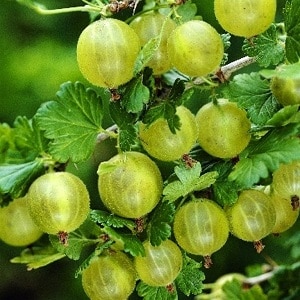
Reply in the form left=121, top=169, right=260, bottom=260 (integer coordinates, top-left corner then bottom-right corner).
left=77, top=18, right=140, bottom=88
left=0, top=197, right=43, bottom=247
left=26, top=172, right=90, bottom=235
left=173, top=199, right=229, bottom=256
left=214, top=0, right=277, bottom=38
left=139, top=106, right=198, bottom=162
left=97, top=152, right=163, bottom=219
left=271, top=161, right=300, bottom=201
left=270, top=193, right=299, bottom=234
left=134, top=240, right=183, bottom=287
left=226, top=190, right=276, bottom=242
left=130, top=12, right=176, bottom=75
left=167, top=20, right=224, bottom=77
left=196, top=99, right=251, bottom=159
left=82, top=251, right=137, bottom=300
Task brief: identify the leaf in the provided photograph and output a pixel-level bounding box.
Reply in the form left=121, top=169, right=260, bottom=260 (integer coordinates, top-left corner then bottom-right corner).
left=266, top=105, right=300, bottom=126
left=222, top=72, right=281, bottom=125
left=109, top=100, right=138, bottom=152
left=0, top=123, right=14, bottom=163
left=211, top=161, right=239, bottom=206
left=175, top=0, right=197, bottom=22
left=284, top=0, right=300, bottom=63
left=147, top=201, right=176, bottom=246
left=103, top=226, right=145, bottom=257
left=222, top=279, right=267, bottom=300
left=163, top=162, right=218, bottom=202
left=10, top=246, right=65, bottom=270
left=242, top=24, right=285, bottom=67
left=142, top=79, right=192, bottom=133
left=136, top=281, right=178, bottom=300
left=0, top=160, right=44, bottom=199
left=175, top=254, right=205, bottom=296
left=90, top=210, right=136, bottom=231
left=36, top=81, right=104, bottom=163
left=229, top=124, right=300, bottom=188
left=121, top=75, right=150, bottom=113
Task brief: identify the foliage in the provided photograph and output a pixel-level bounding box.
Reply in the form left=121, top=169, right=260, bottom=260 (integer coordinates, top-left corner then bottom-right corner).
left=1, top=0, right=300, bottom=299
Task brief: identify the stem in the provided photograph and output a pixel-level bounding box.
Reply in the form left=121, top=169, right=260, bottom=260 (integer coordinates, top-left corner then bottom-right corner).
left=96, top=124, right=118, bottom=142
left=16, top=0, right=103, bottom=15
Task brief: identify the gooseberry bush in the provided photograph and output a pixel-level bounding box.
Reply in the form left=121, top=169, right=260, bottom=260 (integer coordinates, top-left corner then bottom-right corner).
left=1, top=0, right=300, bottom=299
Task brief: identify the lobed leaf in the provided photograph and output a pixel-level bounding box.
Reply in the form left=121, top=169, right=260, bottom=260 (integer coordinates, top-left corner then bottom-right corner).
left=36, top=81, right=104, bottom=163
left=136, top=281, right=178, bottom=300
left=222, top=72, right=281, bottom=125
left=147, top=201, right=176, bottom=246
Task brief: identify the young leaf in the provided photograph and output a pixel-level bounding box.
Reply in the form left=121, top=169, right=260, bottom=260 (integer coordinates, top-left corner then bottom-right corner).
left=136, top=281, right=178, bottom=300
left=103, top=226, right=145, bottom=257
left=36, top=81, right=104, bottom=163
left=229, top=124, right=300, bottom=188
left=222, top=279, right=267, bottom=300
left=266, top=105, right=300, bottom=127
left=175, top=0, right=197, bottom=22
left=175, top=254, right=205, bottom=296
left=242, top=24, right=285, bottom=67
left=284, top=0, right=300, bottom=63
left=147, top=201, right=176, bottom=246
left=120, top=75, right=150, bottom=113
left=49, top=234, right=97, bottom=261
left=222, top=73, right=281, bottom=125
left=163, top=162, right=218, bottom=202
left=90, top=210, right=136, bottom=231
left=10, top=246, right=65, bottom=271
left=211, top=161, right=239, bottom=206
left=0, top=160, right=44, bottom=199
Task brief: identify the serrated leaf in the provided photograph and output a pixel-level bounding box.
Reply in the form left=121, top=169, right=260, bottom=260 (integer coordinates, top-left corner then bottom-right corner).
left=0, top=160, right=44, bottom=199
left=266, top=105, right=300, bottom=126
left=10, top=246, right=65, bottom=270
left=90, top=210, right=136, bottom=230
left=163, top=163, right=218, bottom=202
left=74, top=240, right=115, bottom=278
left=36, top=81, right=104, bottom=163
left=147, top=201, right=176, bottom=246
left=211, top=162, right=239, bottom=206
left=222, top=279, right=267, bottom=300
left=284, top=0, right=300, bottom=63
left=223, top=72, right=281, bottom=125
left=229, top=124, right=300, bottom=188
left=175, top=254, right=205, bottom=296
left=136, top=281, right=178, bottom=300
left=118, top=124, right=138, bottom=152
left=175, top=0, right=197, bottom=22
left=121, top=75, right=150, bottom=113
left=103, top=226, right=145, bottom=257
left=242, top=24, right=285, bottom=67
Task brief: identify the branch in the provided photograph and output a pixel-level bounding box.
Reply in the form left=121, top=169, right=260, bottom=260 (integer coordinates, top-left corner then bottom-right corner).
left=97, top=124, right=118, bottom=143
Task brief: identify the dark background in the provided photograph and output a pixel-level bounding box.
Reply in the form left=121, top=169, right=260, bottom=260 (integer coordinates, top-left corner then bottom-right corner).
left=1, top=0, right=297, bottom=299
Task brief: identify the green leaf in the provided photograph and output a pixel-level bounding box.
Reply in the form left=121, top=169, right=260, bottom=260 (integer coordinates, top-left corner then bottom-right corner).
left=242, top=24, right=285, bottom=67
left=36, top=81, right=104, bottom=163
left=163, top=162, right=218, bottom=202
left=142, top=79, right=192, bottom=133
left=90, top=210, right=136, bottom=231
left=147, top=201, right=176, bottom=246
left=266, top=105, right=300, bottom=126
left=10, top=246, right=65, bottom=270
left=175, top=0, right=197, bottom=22
left=211, top=162, right=239, bottom=206
left=229, top=124, right=300, bottom=188
left=0, top=123, right=14, bottom=163
left=284, top=0, right=300, bottom=63
left=74, top=240, right=115, bottom=278
left=136, top=281, right=178, bottom=300
left=222, top=279, right=267, bottom=300
left=103, top=226, right=145, bottom=257
left=109, top=100, right=138, bottom=152
left=0, top=160, right=44, bottom=199
left=175, top=254, right=205, bottom=296
left=121, top=75, right=150, bottom=113
left=222, top=72, right=281, bottom=125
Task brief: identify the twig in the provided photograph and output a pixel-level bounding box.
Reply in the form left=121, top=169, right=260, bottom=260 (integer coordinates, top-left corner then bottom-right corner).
left=97, top=124, right=118, bottom=143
